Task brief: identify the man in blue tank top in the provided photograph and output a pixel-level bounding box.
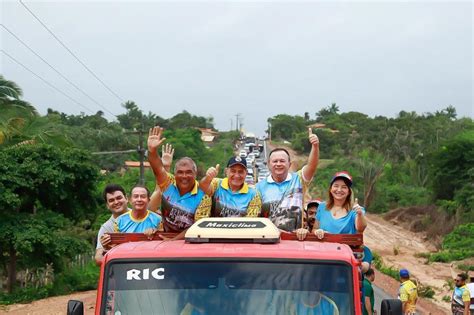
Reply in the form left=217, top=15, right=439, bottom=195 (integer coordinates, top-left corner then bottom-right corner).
left=114, top=185, right=162, bottom=235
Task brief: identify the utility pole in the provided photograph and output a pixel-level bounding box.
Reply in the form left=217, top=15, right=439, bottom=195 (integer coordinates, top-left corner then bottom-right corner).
left=119, top=122, right=146, bottom=185
left=138, top=121, right=145, bottom=185
left=268, top=121, right=272, bottom=142
left=92, top=125, right=146, bottom=185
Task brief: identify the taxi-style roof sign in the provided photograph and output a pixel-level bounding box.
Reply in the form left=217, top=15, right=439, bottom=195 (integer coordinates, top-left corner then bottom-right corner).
left=185, top=217, right=280, bottom=243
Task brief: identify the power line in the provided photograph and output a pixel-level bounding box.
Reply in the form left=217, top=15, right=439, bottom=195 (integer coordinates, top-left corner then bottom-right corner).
left=1, top=24, right=117, bottom=118
left=18, top=0, right=125, bottom=103
left=1, top=49, right=95, bottom=114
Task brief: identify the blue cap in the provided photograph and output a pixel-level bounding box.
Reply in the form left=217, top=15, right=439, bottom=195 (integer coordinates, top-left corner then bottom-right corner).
left=227, top=156, right=247, bottom=168
left=399, top=269, right=409, bottom=278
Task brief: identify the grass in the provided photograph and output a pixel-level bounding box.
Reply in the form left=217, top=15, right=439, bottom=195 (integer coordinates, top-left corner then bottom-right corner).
left=457, top=264, right=474, bottom=272
left=0, top=261, right=99, bottom=305
left=373, top=252, right=437, bottom=299
left=373, top=252, right=400, bottom=281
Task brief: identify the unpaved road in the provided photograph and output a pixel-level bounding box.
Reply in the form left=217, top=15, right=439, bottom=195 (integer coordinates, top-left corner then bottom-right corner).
left=0, top=290, right=96, bottom=315
left=365, top=213, right=454, bottom=314
left=1, top=214, right=452, bottom=315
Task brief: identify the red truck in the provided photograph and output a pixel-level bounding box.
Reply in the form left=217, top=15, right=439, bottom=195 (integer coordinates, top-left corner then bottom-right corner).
left=67, top=218, right=401, bottom=315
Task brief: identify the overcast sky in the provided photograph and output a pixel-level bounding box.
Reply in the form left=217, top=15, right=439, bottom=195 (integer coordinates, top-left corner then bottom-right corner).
left=1, top=0, right=472, bottom=135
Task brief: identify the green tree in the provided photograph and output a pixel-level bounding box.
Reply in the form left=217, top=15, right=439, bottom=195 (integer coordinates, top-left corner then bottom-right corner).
left=430, top=130, right=474, bottom=201
left=352, top=149, right=388, bottom=209
left=315, top=103, right=339, bottom=122
left=0, top=145, right=99, bottom=292
left=267, top=114, right=306, bottom=141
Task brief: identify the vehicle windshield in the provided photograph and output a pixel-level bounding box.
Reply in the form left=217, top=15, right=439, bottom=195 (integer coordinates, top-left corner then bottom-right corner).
left=103, top=259, right=354, bottom=315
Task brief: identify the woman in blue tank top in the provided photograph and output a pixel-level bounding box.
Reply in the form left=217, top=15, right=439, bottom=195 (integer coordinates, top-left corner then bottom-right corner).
left=296, top=171, right=367, bottom=240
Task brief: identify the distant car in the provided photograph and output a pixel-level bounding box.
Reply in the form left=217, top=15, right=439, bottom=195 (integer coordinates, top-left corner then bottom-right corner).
left=239, top=150, right=247, bottom=158
left=247, top=168, right=254, bottom=175
left=245, top=175, right=254, bottom=185
left=258, top=169, right=269, bottom=176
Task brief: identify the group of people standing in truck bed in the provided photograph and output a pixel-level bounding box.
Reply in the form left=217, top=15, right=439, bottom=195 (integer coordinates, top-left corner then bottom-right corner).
left=95, top=125, right=370, bottom=261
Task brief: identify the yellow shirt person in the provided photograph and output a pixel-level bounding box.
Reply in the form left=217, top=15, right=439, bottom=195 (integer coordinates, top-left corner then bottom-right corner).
left=399, top=269, right=418, bottom=314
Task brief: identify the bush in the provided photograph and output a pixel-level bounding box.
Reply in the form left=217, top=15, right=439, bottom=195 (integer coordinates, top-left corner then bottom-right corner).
left=457, top=264, right=474, bottom=272
left=0, top=286, right=51, bottom=305
left=418, top=285, right=435, bottom=299
left=442, top=295, right=451, bottom=302
left=51, top=261, right=99, bottom=294
left=0, top=260, right=101, bottom=305
left=373, top=252, right=400, bottom=281
left=442, top=223, right=474, bottom=250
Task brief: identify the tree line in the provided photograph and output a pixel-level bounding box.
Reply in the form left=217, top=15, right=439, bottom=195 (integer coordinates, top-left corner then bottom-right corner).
left=1, top=75, right=472, bottom=300
left=268, top=104, right=474, bottom=258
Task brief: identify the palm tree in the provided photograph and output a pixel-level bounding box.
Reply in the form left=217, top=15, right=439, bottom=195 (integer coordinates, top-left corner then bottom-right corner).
left=0, top=76, right=66, bottom=147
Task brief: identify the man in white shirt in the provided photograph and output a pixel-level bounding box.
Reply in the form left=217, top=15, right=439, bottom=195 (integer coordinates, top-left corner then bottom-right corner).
left=94, top=184, right=128, bottom=265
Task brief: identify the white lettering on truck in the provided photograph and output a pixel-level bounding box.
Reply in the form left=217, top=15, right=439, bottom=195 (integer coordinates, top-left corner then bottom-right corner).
left=126, top=268, right=165, bottom=280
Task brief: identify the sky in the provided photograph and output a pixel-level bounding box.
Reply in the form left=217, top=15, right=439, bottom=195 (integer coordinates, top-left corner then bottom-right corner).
left=1, top=0, right=472, bottom=136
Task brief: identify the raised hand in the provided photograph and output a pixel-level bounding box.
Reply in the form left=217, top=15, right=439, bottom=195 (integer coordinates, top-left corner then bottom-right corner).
left=148, top=126, right=166, bottom=153
left=308, top=127, right=319, bottom=146
left=206, top=164, right=220, bottom=180
left=162, top=143, right=174, bottom=171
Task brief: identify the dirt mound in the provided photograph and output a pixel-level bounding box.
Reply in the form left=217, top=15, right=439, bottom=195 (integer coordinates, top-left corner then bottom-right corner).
left=383, top=205, right=456, bottom=247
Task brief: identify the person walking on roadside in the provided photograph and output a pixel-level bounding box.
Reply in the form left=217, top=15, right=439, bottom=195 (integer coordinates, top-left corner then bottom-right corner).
left=363, top=268, right=376, bottom=315
left=258, top=128, right=319, bottom=232
left=467, top=275, right=474, bottom=315
left=94, top=184, right=129, bottom=265
left=399, top=269, right=418, bottom=315
left=200, top=156, right=261, bottom=217
left=452, top=273, right=471, bottom=315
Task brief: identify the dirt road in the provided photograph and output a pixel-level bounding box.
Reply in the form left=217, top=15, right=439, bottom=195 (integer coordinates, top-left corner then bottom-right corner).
left=0, top=290, right=96, bottom=315
left=365, top=213, right=453, bottom=314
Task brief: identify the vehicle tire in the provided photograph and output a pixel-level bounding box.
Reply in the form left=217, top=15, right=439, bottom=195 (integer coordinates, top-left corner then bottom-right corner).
left=380, top=299, right=402, bottom=315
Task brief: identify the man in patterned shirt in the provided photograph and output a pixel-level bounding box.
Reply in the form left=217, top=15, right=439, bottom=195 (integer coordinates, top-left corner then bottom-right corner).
left=200, top=156, right=261, bottom=217
left=452, top=273, right=471, bottom=315
left=257, top=128, right=319, bottom=232
left=147, top=126, right=211, bottom=234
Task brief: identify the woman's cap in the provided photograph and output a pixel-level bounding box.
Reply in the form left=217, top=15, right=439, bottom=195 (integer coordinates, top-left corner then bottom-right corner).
left=330, top=171, right=353, bottom=187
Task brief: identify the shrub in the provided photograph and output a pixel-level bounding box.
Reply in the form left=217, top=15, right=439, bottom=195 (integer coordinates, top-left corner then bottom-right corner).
left=373, top=252, right=400, bottom=281
left=0, top=286, right=51, bottom=305
left=457, top=264, right=474, bottom=272
left=418, top=285, right=435, bottom=299
left=51, top=261, right=99, bottom=294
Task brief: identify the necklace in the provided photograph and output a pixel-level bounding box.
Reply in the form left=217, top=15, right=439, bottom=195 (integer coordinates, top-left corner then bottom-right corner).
left=331, top=207, right=346, bottom=217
